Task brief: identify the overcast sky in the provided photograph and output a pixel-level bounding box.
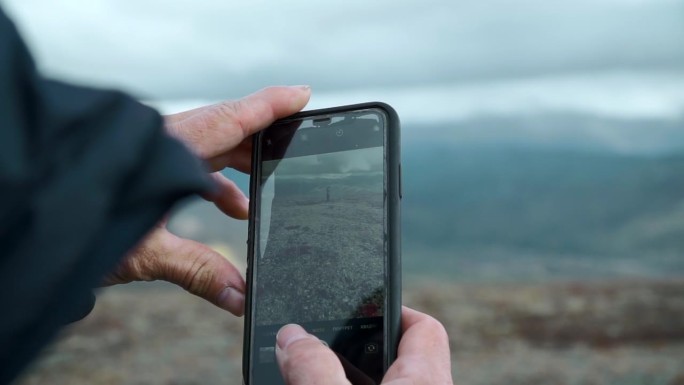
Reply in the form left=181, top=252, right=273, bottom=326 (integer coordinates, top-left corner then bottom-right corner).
left=2, top=0, right=684, bottom=149
left=2, top=0, right=682, bottom=98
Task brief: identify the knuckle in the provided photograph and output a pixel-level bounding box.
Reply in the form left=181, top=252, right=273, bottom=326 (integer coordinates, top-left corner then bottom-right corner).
left=217, top=99, right=258, bottom=137
left=173, top=118, right=208, bottom=156
left=120, top=232, right=166, bottom=282
left=181, top=250, right=219, bottom=295
left=216, top=101, right=243, bottom=128
left=127, top=246, right=156, bottom=280
left=422, top=314, right=448, bottom=339
left=215, top=100, right=240, bottom=121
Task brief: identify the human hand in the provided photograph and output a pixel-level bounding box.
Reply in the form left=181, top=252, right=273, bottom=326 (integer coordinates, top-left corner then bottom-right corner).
left=165, top=85, right=312, bottom=219
left=275, top=306, right=453, bottom=385
left=103, top=86, right=311, bottom=316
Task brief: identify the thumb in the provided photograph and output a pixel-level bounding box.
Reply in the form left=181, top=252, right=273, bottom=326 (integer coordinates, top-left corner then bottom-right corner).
left=131, top=228, right=246, bottom=316
left=276, top=325, right=351, bottom=385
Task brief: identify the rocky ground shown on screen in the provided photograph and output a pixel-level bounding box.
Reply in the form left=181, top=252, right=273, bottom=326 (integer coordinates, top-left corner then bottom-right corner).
left=15, top=278, right=684, bottom=385
left=256, top=181, right=385, bottom=325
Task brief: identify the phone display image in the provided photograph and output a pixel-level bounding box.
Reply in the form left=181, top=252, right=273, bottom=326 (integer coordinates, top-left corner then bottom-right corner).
left=256, top=145, right=384, bottom=326
left=244, top=105, right=400, bottom=385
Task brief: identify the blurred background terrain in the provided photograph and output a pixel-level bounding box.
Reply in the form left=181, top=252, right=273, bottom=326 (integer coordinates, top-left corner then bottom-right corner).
left=2, top=0, right=683, bottom=383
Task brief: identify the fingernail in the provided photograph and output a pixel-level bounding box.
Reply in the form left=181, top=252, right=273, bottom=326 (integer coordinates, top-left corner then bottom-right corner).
left=292, top=85, right=311, bottom=91
left=217, top=287, right=245, bottom=316
left=276, top=324, right=309, bottom=350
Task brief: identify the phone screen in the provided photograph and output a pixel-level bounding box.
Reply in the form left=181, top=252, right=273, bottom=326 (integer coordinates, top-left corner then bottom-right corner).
left=249, top=109, right=387, bottom=384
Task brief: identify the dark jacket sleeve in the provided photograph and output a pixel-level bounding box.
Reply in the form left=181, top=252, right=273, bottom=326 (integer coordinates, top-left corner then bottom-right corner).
left=0, top=8, right=212, bottom=383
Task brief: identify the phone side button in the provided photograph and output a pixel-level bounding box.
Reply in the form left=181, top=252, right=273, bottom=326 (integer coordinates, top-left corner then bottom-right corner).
left=398, top=163, right=403, bottom=199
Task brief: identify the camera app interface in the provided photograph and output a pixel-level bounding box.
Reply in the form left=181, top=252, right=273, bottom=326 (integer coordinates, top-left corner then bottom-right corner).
left=251, top=111, right=385, bottom=384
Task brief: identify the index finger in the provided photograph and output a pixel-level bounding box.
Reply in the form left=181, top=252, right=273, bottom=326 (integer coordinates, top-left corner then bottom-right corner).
left=169, top=86, right=311, bottom=160
left=231, top=85, right=312, bottom=139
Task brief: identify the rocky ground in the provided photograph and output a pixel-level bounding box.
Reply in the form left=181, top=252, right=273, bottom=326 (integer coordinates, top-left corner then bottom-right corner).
left=256, top=194, right=384, bottom=325
left=14, top=278, right=684, bottom=385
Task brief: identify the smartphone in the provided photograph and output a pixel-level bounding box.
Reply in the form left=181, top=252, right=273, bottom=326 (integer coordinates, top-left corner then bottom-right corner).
left=242, top=103, right=401, bottom=385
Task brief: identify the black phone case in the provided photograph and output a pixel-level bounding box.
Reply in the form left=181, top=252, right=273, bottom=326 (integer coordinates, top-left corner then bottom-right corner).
left=242, top=102, right=401, bottom=384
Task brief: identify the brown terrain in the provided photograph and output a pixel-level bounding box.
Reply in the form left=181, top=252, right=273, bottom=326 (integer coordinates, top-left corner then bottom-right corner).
left=14, top=278, right=684, bottom=385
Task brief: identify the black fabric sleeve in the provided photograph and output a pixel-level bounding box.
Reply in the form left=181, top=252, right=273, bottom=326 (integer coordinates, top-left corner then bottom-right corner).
left=0, top=8, right=212, bottom=383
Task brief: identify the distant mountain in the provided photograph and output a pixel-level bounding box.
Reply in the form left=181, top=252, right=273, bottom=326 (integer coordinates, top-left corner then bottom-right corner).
left=402, top=114, right=684, bottom=280
left=171, top=113, right=684, bottom=281
left=404, top=144, right=684, bottom=248
left=403, top=113, right=684, bottom=155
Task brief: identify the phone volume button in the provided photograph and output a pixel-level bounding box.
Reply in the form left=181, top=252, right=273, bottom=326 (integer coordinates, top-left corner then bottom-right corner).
left=398, top=163, right=403, bottom=199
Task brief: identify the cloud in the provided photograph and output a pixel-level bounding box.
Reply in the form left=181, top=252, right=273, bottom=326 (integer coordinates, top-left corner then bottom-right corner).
left=151, top=70, right=684, bottom=155
left=153, top=70, right=684, bottom=122
left=3, top=0, right=683, bottom=99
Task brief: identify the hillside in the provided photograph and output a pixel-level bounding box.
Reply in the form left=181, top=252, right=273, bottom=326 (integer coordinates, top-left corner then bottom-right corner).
left=166, top=113, right=684, bottom=281
left=402, top=143, right=684, bottom=279
left=15, top=279, right=684, bottom=385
